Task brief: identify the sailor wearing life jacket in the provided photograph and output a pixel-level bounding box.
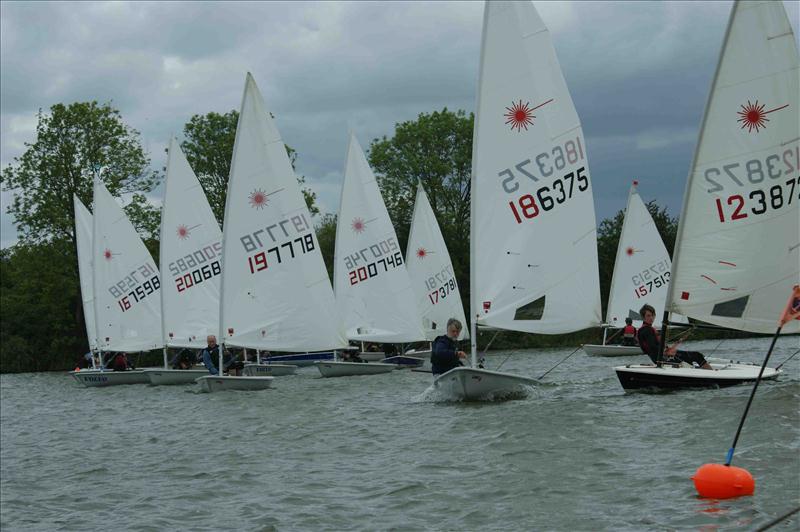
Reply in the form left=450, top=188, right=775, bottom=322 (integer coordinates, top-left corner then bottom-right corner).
left=621, top=317, right=637, bottom=346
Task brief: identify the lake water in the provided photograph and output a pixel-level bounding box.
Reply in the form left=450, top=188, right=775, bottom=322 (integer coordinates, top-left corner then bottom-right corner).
left=1, top=336, right=798, bottom=531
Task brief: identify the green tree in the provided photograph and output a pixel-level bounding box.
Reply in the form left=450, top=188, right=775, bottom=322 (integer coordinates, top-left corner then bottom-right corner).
left=181, top=110, right=319, bottom=224
left=596, top=200, right=678, bottom=313
left=368, top=108, right=473, bottom=311
left=1, top=101, right=160, bottom=246
left=0, top=101, right=160, bottom=371
left=315, top=213, right=338, bottom=280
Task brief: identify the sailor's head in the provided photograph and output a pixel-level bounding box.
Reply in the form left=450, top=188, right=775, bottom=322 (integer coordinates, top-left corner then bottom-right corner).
left=625, top=317, right=633, bottom=326
left=207, top=335, right=217, bottom=347
left=639, top=304, right=656, bottom=325
left=446, top=318, right=462, bottom=340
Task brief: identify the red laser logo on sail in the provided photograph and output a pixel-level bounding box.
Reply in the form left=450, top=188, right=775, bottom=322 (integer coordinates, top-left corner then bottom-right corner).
left=736, top=100, right=789, bottom=133
left=176, top=225, right=189, bottom=239
left=249, top=189, right=268, bottom=209
left=351, top=217, right=366, bottom=234
left=416, top=247, right=428, bottom=259
left=504, top=99, right=554, bottom=132
left=103, top=249, right=113, bottom=261
left=626, top=247, right=635, bottom=256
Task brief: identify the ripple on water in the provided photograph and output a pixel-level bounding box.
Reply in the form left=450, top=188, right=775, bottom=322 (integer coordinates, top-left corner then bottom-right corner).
left=1, top=337, right=799, bottom=530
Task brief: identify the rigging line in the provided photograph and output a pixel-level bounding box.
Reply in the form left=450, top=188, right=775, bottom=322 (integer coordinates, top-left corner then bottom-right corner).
left=755, top=505, right=800, bottom=532
left=537, top=345, right=582, bottom=381
left=479, top=331, right=501, bottom=361
left=706, top=338, right=726, bottom=358
left=495, top=350, right=519, bottom=371
left=776, top=348, right=800, bottom=370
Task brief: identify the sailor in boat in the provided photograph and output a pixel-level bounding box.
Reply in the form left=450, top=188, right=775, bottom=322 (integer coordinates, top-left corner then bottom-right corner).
left=621, top=318, right=638, bottom=347
left=637, top=304, right=711, bottom=369
left=199, top=336, right=246, bottom=376
left=170, top=348, right=197, bottom=370
left=105, top=352, right=132, bottom=371
left=430, top=318, right=467, bottom=376
left=340, top=348, right=365, bottom=363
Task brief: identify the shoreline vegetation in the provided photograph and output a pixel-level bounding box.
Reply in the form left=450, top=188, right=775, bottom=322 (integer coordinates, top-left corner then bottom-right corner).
left=1, top=104, right=774, bottom=375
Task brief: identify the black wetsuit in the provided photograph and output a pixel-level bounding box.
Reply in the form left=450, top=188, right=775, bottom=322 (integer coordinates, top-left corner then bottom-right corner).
left=431, top=335, right=462, bottom=375
left=637, top=323, right=707, bottom=367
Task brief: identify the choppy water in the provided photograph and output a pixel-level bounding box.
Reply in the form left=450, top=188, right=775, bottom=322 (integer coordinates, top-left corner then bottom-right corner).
left=1, top=337, right=799, bottom=531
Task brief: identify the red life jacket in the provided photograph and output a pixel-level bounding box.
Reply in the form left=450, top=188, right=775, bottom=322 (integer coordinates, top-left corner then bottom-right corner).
left=623, top=325, right=636, bottom=337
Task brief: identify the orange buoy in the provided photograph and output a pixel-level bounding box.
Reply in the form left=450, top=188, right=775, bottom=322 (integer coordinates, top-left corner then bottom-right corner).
left=692, top=463, right=754, bottom=499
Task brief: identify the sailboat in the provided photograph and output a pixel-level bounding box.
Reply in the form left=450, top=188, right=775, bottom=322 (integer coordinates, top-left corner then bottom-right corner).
left=197, top=73, right=347, bottom=391
left=71, top=179, right=163, bottom=387
left=583, top=181, right=686, bottom=357
left=434, top=0, right=603, bottom=400
left=316, top=134, right=424, bottom=378
left=144, top=138, right=225, bottom=385
left=615, top=0, right=798, bottom=390
left=399, top=182, right=468, bottom=365
left=72, top=196, right=99, bottom=366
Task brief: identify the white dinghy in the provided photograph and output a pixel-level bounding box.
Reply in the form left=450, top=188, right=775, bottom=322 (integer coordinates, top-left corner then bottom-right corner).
left=433, top=0, right=603, bottom=400
left=584, top=181, right=686, bottom=357
left=321, top=134, right=427, bottom=377
left=315, top=361, right=395, bottom=378
left=616, top=0, right=799, bottom=390
left=199, top=73, right=347, bottom=391
left=72, top=179, right=163, bottom=387
left=144, top=138, right=223, bottom=385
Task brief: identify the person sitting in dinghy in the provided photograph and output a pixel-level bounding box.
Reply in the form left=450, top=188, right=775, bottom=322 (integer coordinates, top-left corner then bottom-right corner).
left=170, top=348, right=197, bottom=370
left=637, top=304, right=712, bottom=369
left=105, top=352, right=131, bottom=371
left=431, top=318, right=467, bottom=375
left=621, top=318, right=638, bottom=346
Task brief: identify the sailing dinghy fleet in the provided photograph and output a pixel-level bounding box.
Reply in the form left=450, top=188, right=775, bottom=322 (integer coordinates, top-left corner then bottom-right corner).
left=70, top=0, right=797, bottom=398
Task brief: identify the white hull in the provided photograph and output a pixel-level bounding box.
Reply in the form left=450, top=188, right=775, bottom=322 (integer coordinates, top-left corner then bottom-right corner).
left=358, top=352, right=386, bottom=362
left=582, top=344, right=643, bottom=357
left=195, top=375, right=274, bottom=392
left=71, top=369, right=150, bottom=387
left=615, top=361, right=781, bottom=391
left=433, top=367, right=537, bottom=401
left=144, top=369, right=209, bottom=385
left=315, top=361, right=395, bottom=378
left=404, top=348, right=431, bottom=359
left=242, top=363, right=297, bottom=377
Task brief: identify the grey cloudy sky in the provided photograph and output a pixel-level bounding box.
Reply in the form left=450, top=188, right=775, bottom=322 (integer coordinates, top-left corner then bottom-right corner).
left=1, top=0, right=798, bottom=248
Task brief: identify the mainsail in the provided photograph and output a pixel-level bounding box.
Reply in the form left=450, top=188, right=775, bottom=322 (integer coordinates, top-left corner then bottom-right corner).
left=92, top=179, right=162, bottom=352
left=606, top=182, right=686, bottom=328
left=219, top=73, right=347, bottom=351
left=471, top=0, right=602, bottom=334
left=406, top=183, right=468, bottom=340
left=160, top=137, right=222, bottom=348
left=667, top=0, right=800, bottom=333
left=73, top=195, right=98, bottom=352
left=333, top=134, right=425, bottom=343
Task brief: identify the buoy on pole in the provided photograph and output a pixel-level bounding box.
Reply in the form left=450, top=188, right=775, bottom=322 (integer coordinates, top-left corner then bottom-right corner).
left=692, top=285, right=800, bottom=499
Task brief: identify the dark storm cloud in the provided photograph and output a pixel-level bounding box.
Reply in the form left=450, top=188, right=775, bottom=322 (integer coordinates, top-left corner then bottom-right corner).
left=1, top=1, right=798, bottom=247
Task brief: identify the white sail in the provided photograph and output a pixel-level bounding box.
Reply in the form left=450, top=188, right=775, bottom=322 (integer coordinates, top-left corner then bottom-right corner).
left=333, top=134, right=425, bottom=343
left=667, top=0, right=800, bottom=334
left=219, top=73, right=347, bottom=351
left=406, top=183, right=468, bottom=340
left=606, top=182, right=687, bottom=328
left=471, top=0, right=601, bottom=334
left=160, top=137, right=222, bottom=348
left=92, top=179, right=162, bottom=352
left=73, top=195, right=98, bottom=352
